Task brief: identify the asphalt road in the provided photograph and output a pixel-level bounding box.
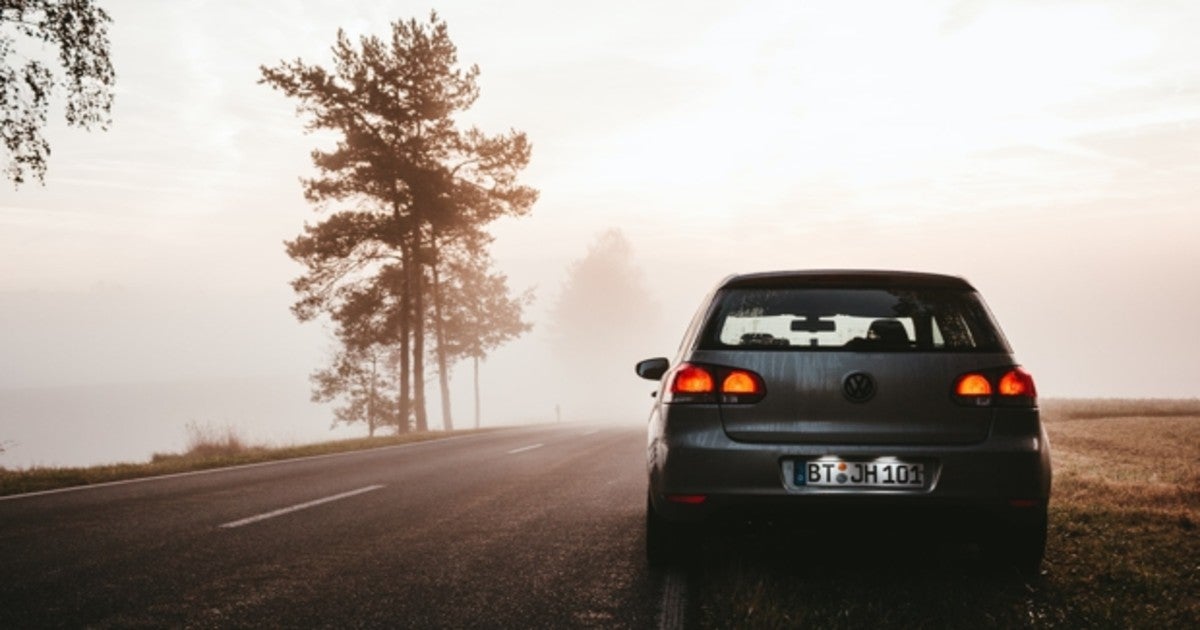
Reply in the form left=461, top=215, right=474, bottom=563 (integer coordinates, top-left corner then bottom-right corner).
left=0, top=425, right=672, bottom=629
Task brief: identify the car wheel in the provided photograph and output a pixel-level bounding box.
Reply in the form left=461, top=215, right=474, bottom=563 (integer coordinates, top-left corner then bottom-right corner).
left=646, top=494, right=689, bottom=568
left=986, top=510, right=1047, bottom=577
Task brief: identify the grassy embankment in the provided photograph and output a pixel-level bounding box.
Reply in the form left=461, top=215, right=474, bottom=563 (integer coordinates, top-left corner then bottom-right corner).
left=696, top=399, right=1200, bottom=628
left=0, top=422, right=493, bottom=497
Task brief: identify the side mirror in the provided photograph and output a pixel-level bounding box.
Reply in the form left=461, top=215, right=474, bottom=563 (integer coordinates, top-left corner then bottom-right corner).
left=635, top=357, right=670, bottom=381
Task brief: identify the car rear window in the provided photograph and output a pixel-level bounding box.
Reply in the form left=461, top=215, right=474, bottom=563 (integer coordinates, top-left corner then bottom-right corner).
left=699, top=287, right=1010, bottom=352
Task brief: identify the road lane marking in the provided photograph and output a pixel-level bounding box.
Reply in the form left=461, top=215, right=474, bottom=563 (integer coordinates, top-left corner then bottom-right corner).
left=658, top=569, right=689, bottom=630
left=581, top=428, right=600, bottom=436
left=0, top=430, right=501, bottom=502
left=506, top=443, right=544, bottom=455
left=218, top=485, right=384, bottom=529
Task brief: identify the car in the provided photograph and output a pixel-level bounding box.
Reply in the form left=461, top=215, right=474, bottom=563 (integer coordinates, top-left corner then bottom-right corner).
left=636, top=270, right=1052, bottom=574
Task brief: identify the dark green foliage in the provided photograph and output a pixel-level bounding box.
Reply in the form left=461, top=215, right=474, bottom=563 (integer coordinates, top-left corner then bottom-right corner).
left=1, top=0, right=114, bottom=185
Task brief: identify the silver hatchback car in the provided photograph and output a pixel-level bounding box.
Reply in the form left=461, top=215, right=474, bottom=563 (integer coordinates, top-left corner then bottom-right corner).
left=637, top=270, right=1051, bottom=574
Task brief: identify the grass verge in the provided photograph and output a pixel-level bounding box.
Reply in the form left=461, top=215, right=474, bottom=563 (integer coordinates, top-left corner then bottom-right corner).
left=693, top=399, right=1200, bottom=628
left=0, top=428, right=495, bottom=497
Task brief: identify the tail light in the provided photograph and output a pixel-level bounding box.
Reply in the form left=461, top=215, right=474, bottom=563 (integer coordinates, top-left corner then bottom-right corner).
left=672, top=364, right=714, bottom=395
left=955, top=374, right=993, bottom=398
left=953, top=366, right=1037, bottom=407
left=720, top=369, right=765, bottom=403
left=666, top=363, right=766, bottom=404
left=999, top=367, right=1037, bottom=397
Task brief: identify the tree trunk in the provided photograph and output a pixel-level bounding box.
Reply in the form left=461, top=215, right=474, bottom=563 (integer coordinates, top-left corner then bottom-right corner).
left=412, top=227, right=428, bottom=432
left=473, top=355, right=481, bottom=429
left=431, top=248, right=453, bottom=431
left=397, top=241, right=413, bottom=433
left=367, top=354, right=377, bottom=438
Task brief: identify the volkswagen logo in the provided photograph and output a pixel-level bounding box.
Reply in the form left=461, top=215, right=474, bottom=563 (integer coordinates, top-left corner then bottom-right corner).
left=842, top=372, right=876, bottom=403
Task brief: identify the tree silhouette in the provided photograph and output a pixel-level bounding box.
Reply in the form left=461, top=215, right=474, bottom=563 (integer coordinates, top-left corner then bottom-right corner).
left=311, top=342, right=397, bottom=437
left=435, top=243, right=532, bottom=429
left=263, top=13, right=535, bottom=432
left=306, top=268, right=403, bottom=434
left=1, top=0, right=115, bottom=185
left=549, top=229, right=659, bottom=421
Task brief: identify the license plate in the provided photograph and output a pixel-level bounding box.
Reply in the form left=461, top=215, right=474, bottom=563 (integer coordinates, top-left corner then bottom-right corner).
left=796, top=459, right=925, bottom=488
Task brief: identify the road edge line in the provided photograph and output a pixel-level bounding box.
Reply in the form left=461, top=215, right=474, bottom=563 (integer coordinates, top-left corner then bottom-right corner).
left=0, top=430, right=500, bottom=502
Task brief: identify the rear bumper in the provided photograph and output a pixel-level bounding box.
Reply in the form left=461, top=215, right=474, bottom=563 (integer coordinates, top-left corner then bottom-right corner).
left=647, top=406, right=1051, bottom=527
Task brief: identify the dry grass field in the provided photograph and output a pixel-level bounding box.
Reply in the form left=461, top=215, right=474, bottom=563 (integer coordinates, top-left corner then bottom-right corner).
left=696, top=399, right=1200, bottom=629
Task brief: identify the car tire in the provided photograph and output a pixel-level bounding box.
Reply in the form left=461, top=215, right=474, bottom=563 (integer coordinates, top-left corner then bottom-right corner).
left=646, top=494, right=689, bottom=568
left=986, top=510, right=1047, bottom=577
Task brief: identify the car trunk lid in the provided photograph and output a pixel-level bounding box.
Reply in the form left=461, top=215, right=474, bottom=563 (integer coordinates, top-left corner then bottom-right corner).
left=695, top=349, right=1006, bottom=445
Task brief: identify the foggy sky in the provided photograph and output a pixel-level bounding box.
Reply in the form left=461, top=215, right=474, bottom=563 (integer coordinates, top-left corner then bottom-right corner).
left=2, top=0, right=1199, bottom=467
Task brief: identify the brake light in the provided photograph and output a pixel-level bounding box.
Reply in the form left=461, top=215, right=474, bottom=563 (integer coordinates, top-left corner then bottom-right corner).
left=955, top=373, right=992, bottom=396
left=722, top=370, right=760, bottom=394
left=665, top=363, right=765, bottom=404
left=672, top=364, right=714, bottom=394
left=999, top=367, right=1037, bottom=398
left=952, top=367, right=1037, bottom=407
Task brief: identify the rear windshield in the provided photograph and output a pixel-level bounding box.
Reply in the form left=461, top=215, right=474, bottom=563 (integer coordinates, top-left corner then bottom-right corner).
left=699, top=287, right=1009, bottom=352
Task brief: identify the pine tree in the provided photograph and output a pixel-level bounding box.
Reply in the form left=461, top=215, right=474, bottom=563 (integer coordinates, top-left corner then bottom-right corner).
left=262, top=13, right=535, bottom=432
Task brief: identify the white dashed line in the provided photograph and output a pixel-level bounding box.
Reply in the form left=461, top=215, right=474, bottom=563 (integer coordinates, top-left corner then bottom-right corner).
left=506, top=443, right=544, bottom=455
left=0, top=431, right=485, bottom=502
left=581, top=428, right=600, bottom=436
left=218, top=485, right=384, bottom=529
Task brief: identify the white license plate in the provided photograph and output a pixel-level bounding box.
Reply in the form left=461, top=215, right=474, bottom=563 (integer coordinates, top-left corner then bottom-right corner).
left=797, top=460, right=925, bottom=488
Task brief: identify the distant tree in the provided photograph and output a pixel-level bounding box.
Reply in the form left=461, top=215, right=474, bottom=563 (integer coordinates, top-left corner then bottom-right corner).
left=284, top=210, right=413, bottom=429
left=549, top=229, right=659, bottom=421
left=311, top=342, right=397, bottom=437
left=551, top=229, right=656, bottom=353
left=307, top=273, right=401, bottom=436
left=436, top=243, right=532, bottom=429
left=1, top=0, right=115, bottom=185
left=263, top=13, right=535, bottom=432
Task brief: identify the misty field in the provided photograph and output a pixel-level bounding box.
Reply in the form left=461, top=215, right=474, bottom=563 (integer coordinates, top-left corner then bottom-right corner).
left=695, top=399, right=1200, bottom=629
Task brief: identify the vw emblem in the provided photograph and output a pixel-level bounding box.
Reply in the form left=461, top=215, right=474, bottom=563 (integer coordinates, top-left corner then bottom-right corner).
left=842, top=372, right=876, bottom=403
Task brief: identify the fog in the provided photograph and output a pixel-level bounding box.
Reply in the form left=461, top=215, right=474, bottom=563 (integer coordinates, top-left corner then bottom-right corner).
left=3, top=1, right=1199, bottom=468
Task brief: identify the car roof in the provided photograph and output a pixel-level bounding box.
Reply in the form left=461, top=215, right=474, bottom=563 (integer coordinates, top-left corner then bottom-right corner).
left=718, top=269, right=975, bottom=290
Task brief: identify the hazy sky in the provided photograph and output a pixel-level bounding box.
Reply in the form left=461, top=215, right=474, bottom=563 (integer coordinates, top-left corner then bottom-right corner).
left=2, top=0, right=1199, bottom=464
